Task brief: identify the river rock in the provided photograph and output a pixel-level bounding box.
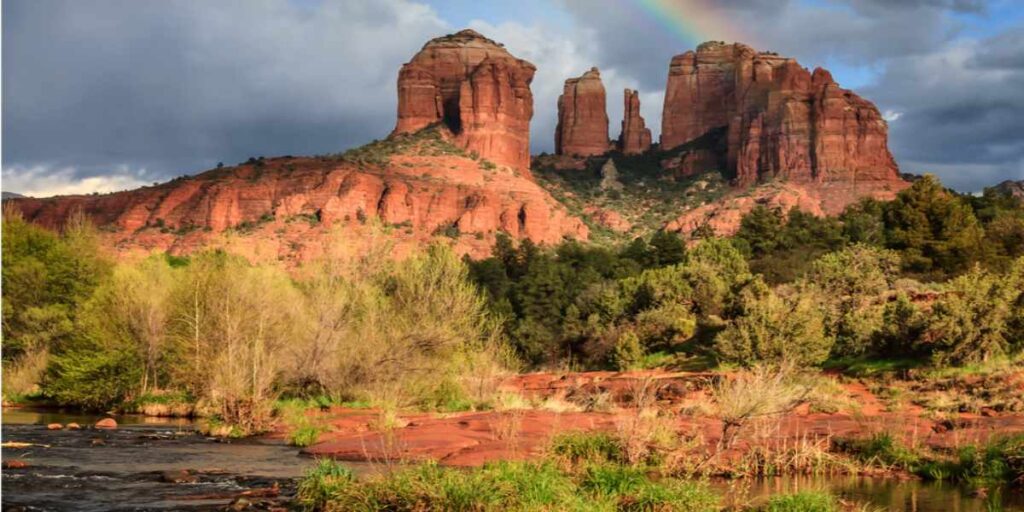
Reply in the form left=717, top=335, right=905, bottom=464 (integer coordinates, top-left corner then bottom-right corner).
left=46, top=423, right=63, bottom=430
left=3, top=459, right=29, bottom=469
left=66, top=422, right=81, bottom=430
left=160, top=469, right=199, bottom=483
left=94, top=418, right=118, bottom=429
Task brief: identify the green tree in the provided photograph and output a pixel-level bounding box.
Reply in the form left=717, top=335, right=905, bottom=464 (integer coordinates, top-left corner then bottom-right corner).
left=928, top=265, right=1017, bottom=365
left=806, top=245, right=900, bottom=356
left=883, top=174, right=985, bottom=274
left=715, top=278, right=832, bottom=367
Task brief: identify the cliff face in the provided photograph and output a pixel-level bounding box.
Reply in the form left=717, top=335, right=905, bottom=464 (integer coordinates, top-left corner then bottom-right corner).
left=661, top=42, right=902, bottom=188
left=9, top=30, right=586, bottom=262
left=9, top=137, right=588, bottom=262
left=617, top=89, right=652, bottom=155
left=394, top=29, right=535, bottom=172
left=555, top=68, right=609, bottom=157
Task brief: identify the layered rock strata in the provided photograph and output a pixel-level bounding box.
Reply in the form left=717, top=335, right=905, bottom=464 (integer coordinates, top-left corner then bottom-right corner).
left=555, top=68, right=609, bottom=157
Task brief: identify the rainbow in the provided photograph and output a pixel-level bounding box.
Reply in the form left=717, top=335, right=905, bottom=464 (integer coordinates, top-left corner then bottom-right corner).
left=632, top=0, right=751, bottom=49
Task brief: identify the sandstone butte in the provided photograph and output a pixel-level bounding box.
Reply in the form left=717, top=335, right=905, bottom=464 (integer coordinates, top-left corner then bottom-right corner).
left=394, top=29, right=535, bottom=173
left=6, top=35, right=913, bottom=257
left=555, top=67, right=610, bottom=157
left=7, top=30, right=587, bottom=263
left=617, top=89, right=652, bottom=155
left=660, top=41, right=908, bottom=235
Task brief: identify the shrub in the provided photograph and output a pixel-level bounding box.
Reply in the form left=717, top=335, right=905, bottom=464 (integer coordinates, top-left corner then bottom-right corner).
left=715, top=279, right=832, bottom=367
left=549, top=432, right=626, bottom=466
left=806, top=245, right=900, bottom=357
left=713, top=366, right=810, bottom=448
left=612, top=330, right=644, bottom=370
left=928, top=265, right=1017, bottom=365
left=295, top=459, right=356, bottom=510
left=758, top=491, right=838, bottom=512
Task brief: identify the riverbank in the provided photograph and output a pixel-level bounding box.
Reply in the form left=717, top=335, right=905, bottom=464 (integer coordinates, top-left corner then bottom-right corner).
left=276, top=369, right=1024, bottom=471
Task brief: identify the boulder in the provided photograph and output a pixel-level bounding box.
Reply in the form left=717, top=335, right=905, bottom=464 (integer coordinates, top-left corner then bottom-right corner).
left=46, top=423, right=63, bottom=430
left=555, top=67, right=609, bottom=157
left=599, top=159, right=623, bottom=191
left=94, top=418, right=118, bottom=429
left=617, top=89, right=652, bottom=155
left=66, top=422, right=81, bottom=430
left=3, top=460, right=28, bottom=469
left=160, top=469, right=199, bottom=483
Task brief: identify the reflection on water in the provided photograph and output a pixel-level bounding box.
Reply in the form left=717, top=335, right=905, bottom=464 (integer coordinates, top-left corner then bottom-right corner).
left=715, top=474, right=1024, bottom=511
left=2, top=408, right=193, bottom=428
left=4, top=408, right=1024, bottom=511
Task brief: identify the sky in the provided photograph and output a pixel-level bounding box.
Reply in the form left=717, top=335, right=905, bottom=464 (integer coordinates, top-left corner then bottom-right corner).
left=3, top=0, right=1023, bottom=196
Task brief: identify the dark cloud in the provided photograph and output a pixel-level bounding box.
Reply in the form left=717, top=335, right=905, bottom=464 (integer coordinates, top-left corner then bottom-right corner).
left=558, top=0, right=1023, bottom=191
left=863, top=29, right=1024, bottom=190
left=2, top=0, right=1021, bottom=195
left=2, top=0, right=447, bottom=192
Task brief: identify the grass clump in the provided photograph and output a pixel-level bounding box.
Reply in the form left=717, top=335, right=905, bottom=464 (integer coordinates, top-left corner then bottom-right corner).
left=834, top=432, right=921, bottom=471
left=296, top=459, right=356, bottom=511
left=549, top=431, right=626, bottom=466
left=295, top=458, right=719, bottom=512
left=757, top=491, right=838, bottom=512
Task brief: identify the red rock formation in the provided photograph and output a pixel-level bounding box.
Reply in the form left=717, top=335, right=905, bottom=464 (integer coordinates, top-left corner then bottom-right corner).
left=7, top=134, right=588, bottom=262
left=661, top=42, right=903, bottom=189
left=393, top=29, right=535, bottom=172
left=555, top=67, right=609, bottom=157
left=617, top=89, right=651, bottom=155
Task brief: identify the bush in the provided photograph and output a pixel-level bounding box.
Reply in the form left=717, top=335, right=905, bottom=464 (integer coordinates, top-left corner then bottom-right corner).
left=806, top=245, right=899, bottom=357
left=928, top=265, right=1018, bottom=365
left=715, top=279, right=832, bottom=367
left=758, top=491, right=837, bottom=512
left=549, top=432, right=626, bottom=466
left=295, top=459, right=356, bottom=510
left=612, top=330, right=644, bottom=370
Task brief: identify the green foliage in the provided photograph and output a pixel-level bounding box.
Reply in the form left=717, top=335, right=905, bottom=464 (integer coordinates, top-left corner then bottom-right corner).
left=883, top=174, right=986, bottom=274
left=612, top=330, right=644, bottom=370
left=290, top=425, right=326, bottom=447
left=835, top=432, right=921, bottom=471
left=874, top=293, right=928, bottom=356
left=295, top=457, right=718, bottom=512
left=928, top=264, right=1021, bottom=365
left=296, top=459, right=356, bottom=510
left=715, top=278, right=832, bottom=367
left=734, top=207, right=846, bottom=283
left=44, top=339, right=142, bottom=410
left=758, top=491, right=838, bottom=512
left=549, top=432, right=626, bottom=466
left=2, top=209, right=110, bottom=364
left=806, top=245, right=900, bottom=357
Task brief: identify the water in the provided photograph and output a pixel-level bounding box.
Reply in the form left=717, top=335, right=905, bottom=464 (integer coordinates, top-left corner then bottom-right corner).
left=713, top=475, right=1024, bottom=511
left=3, top=408, right=1023, bottom=511
left=2, top=408, right=315, bottom=511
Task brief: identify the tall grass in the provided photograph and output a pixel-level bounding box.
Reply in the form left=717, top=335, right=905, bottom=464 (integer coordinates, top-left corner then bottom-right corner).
left=295, top=458, right=719, bottom=512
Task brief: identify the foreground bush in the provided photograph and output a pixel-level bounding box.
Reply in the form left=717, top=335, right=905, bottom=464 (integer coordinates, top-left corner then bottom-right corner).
left=296, top=459, right=718, bottom=512
left=714, top=279, right=831, bottom=367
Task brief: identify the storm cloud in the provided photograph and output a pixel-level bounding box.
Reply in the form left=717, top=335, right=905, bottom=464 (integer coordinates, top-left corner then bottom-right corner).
left=3, top=0, right=1022, bottom=196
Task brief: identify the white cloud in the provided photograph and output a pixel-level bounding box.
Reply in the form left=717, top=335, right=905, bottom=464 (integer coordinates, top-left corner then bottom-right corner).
left=883, top=110, right=904, bottom=122
left=2, top=165, right=150, bottom=197
left=467, top=19, right=664, bottom=151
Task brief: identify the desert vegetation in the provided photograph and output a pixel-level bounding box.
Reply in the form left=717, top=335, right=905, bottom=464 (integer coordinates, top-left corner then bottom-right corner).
left=3, top=173, right=1024, bottom=510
